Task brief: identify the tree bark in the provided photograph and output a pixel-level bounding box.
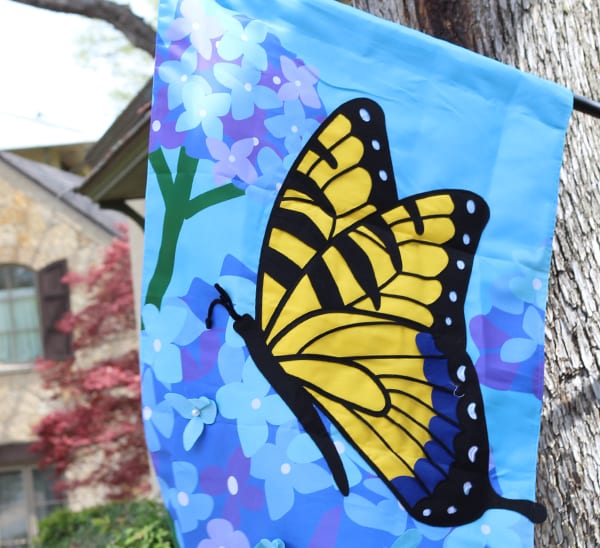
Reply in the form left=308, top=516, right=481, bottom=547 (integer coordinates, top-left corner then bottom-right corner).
left=353, top=0, right=600, bottom=545
left=9, top=0, right=156, bottom=55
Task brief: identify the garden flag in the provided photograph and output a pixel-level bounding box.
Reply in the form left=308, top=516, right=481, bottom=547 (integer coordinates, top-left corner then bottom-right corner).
left=140, top=0, right=573, bottom=546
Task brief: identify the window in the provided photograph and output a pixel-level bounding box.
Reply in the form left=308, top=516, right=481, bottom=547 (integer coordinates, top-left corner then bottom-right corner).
left=0, top=266, right=42, bottom=363
left=0, top=260, right=71, bottom=365
left=0, top=466, right=63, bottom=547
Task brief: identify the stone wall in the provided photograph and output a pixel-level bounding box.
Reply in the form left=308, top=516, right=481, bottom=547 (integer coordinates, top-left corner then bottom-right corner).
left=0, top=159, right=137, bottom=510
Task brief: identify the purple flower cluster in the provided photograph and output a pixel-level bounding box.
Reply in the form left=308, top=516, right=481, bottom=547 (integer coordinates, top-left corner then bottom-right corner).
left=151, top=0, right=327, bottom=191
left=470, top=304, right=545, bottom=399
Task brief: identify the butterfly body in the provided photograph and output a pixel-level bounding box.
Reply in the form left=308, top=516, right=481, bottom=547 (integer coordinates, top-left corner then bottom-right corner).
left=216, top=98, right=546, bottom=526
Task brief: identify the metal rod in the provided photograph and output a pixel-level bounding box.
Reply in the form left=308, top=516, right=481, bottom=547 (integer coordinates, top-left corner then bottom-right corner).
left=573, top=94, right=600, bottom=118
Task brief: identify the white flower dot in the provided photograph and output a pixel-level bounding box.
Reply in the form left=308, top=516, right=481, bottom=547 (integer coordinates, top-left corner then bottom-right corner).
left=294, top=79, right=302, bottom=87
left=199, top=109, right=207, bottom=118
left=244, top=82, right=252, bottom=92
left=251, top=398, right=262, bottom=410
left=252, top=137, right=259, bottom=146
left=177, top=491, right=189, bottom=506
left=334, top=440, right=345, bottom=455
left=241, top=33, right=248, bottom=41
left=153, top=339, right=162, bottom=352
left=191, top=407, right=201, bottom=417
left=481, top=524, right=491, bottom=535
left=192, top=22, right=201, bottom=31
left=273, top=76, right=281, bottom=85
left=228, top=154, right=236, bottom=163
left=533, top=278, right=542, bottom=290
left=280, top=463, right=292, bottom=475
left=180, top=74, right=188, bottom=83
left=142, top=406, right=152, bottom=421
left=291, top=124, right=299, bottom=133
left=227, top=475, right=239, bottom=495
left=152, top=120, right=161, bottom=132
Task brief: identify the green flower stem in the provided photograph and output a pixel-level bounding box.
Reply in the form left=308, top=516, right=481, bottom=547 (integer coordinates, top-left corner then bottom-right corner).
left=145, top=147, right=244, bottom=309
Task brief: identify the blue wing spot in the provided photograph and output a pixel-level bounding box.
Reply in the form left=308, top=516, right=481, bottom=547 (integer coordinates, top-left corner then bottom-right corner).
left=392, top=475, right=428, bottom=507
left=431, top=389, right=459, bottom=424
left=423, top=439, right=452, bottom=472
left=414, top=458, right=446, bottom=492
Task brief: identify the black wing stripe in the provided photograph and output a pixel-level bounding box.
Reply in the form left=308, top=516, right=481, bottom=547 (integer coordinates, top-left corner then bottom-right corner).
left=334, top=232, right=381, bottom=309
left=309, top=255, right=345, bottom=309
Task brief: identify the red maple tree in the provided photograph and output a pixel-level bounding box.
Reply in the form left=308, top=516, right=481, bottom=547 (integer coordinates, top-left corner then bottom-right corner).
left=32, top=229, right=150, bottom=500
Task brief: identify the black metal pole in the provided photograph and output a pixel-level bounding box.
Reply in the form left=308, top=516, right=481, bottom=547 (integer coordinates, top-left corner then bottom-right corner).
left=573, top=94, right=600, bottom=118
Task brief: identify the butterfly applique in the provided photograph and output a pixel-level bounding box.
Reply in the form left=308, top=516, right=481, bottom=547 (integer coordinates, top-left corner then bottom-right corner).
left=207, top=98, right=546, bottom=526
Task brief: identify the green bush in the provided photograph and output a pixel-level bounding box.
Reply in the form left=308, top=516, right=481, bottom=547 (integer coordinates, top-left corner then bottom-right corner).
left=35, top=499, right=176, bottom=548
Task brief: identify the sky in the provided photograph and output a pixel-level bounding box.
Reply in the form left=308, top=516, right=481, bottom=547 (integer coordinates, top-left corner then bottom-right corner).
left=0, top=0, right=155, bottom=150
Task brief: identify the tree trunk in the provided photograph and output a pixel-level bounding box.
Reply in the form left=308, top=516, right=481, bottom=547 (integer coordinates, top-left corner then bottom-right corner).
left=352, top=0, right=600, bottom=545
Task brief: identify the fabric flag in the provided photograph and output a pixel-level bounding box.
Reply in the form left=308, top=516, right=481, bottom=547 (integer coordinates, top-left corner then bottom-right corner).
left=140, top=0, right=572, bottom=546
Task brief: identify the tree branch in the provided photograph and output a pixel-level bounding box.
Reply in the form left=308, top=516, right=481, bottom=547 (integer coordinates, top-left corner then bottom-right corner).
left=9, top=0, right=157, bottom=55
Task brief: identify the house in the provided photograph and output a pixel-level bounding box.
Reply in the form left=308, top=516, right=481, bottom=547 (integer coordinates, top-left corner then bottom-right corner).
left=0, top=150, right=125, bottom=546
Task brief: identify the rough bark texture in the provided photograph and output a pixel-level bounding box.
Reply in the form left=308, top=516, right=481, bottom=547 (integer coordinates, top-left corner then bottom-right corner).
left=353, top=0, right=600, bottom=545
left=9, top=0, right=156, bottom=55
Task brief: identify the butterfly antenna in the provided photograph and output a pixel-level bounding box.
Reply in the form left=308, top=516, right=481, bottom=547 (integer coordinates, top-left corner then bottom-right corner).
left=205, top=284, right=242, bottom=328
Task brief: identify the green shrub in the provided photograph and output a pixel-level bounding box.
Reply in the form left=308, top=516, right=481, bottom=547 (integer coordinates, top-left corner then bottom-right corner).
left=35, top=499, right=176, bottom=548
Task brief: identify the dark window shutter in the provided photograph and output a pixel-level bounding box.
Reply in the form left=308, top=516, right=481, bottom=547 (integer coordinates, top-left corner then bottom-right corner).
left=38, top=260, right=72, bottom=360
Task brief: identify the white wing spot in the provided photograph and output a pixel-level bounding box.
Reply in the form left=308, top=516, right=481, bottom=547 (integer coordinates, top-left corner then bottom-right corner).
left=359, top=108, right=371, bottom=122
left=467, top=402, right=477, bottom=420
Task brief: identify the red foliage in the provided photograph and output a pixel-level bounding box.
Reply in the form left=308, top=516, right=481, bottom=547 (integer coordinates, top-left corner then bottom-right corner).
left=32, top=230, right=150, bottom=501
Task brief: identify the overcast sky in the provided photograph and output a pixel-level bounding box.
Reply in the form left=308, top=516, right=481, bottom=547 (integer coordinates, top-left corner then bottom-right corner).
left=0, top=0, right=154, bottom=150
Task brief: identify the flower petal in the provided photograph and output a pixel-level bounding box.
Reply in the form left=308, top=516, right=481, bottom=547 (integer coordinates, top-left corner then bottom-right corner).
left=183, top=417, right=205, bottom=450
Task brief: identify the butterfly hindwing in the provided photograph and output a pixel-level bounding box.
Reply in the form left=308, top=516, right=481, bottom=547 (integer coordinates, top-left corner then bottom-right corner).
left=225, top=98, right=547, bottom=526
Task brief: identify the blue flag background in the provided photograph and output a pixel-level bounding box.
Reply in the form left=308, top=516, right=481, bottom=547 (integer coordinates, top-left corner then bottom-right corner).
left=141, top=0, right=572, bottom=546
